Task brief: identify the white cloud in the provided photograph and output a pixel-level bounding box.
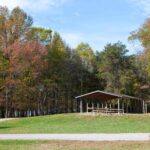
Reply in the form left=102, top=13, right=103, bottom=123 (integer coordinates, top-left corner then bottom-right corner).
left=0, top=0, right=68, bottom=11
left=61, top=32, right=84, bottom=48
left=128, top=0, right=150, bottom=16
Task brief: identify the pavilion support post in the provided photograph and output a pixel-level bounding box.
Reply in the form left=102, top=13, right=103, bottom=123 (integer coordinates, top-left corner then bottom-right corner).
left=80, top=99, right=83, bottom=113
left=145, top=103, right=147, bottom=114
left=110, top=104, right=112, bottom=109
left=92, top=102, right=94, bottom=110
left=122, top=100, right=124, bottom=114
left=97, top=103, right=99, bottom=108
left=118, top=99, right=120, bottom=114
left=86, top=102, right=89, bottom=113
left=102, top=103, right=104, bottom=108
left=126, top=99, right=128, bottom=113
left=106, top=103, right=108, bottom=108
left=141, top=100, right=143, bottom=113
left=143, top=100, right=145, bottom=114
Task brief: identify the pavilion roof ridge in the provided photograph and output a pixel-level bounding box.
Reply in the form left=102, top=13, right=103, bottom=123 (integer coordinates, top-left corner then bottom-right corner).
left=75, top=90, right=143, bottom=101
left=75, top=90, right=122, bottom=99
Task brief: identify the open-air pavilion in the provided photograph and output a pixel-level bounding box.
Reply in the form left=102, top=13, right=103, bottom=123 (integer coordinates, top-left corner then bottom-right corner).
left=75, top=90, right=147, bottom=114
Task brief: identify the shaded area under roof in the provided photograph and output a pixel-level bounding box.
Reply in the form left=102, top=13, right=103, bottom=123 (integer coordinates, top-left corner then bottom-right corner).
left=75, top=90, right=142, bottom=101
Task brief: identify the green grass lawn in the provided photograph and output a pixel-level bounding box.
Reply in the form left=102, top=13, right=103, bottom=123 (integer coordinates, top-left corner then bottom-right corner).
left=1, top=140, right=150, bottom=150
left=0, top=113, right=150, bottom=133
left=0, top=141, right=47, bottom=150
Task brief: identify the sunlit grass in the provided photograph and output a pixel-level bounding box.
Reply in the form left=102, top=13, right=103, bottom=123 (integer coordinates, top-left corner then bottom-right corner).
left=0, top=114, right=150, bottom=133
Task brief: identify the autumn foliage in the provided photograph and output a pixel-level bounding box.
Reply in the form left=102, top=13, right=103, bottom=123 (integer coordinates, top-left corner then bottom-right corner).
left=0, top=6, right=149, bottom=118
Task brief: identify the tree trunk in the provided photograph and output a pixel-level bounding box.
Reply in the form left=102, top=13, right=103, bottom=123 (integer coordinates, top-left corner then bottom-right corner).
left=5, top=88, right=8, bottom=118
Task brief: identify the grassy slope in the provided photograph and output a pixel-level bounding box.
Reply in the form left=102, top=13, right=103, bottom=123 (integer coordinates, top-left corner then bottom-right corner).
left=0, top=114, right=150, bottom=133
left=0, top=141, right=150, bottom=150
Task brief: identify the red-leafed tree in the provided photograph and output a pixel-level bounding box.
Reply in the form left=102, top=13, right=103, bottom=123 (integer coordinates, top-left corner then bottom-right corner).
left=2, top=41, right=47, bottom=117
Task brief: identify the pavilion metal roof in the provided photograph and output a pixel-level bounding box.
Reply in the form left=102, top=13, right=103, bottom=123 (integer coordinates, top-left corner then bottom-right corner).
left=75, top=90, right=142, bottom=101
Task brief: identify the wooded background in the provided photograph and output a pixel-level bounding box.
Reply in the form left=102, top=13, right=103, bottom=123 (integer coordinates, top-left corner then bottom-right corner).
left=0, top=6, right=149, bottom=118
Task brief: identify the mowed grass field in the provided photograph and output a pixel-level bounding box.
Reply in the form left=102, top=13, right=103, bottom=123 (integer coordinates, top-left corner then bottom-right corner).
left=0, top=113, right=150, bottom=133
left=1, top=141, right=150, bottom=150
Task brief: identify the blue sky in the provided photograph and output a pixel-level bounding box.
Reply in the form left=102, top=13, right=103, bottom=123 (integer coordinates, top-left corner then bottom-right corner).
left=0, top=0, right=149, bottom=54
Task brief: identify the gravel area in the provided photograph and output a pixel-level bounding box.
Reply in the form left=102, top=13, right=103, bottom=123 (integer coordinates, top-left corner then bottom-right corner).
left=0, top=134, right=150, bottom=141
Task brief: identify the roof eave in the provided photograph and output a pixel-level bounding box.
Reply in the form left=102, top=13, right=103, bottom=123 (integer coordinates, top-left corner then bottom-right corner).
left=75, top=90, right=122, bottom=99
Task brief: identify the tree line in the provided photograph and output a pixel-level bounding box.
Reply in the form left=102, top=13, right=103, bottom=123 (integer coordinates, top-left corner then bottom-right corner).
left=0, top=6, right=149, bottom=118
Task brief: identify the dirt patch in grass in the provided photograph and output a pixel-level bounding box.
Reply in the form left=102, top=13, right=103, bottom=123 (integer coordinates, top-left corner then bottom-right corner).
left=1, top=140, right=150, bottom=150
left=34, top=141, right=150, bottom=150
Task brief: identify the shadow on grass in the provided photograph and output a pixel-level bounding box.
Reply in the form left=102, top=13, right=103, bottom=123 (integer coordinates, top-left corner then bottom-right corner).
left=0, top=126, right=12, bottom=130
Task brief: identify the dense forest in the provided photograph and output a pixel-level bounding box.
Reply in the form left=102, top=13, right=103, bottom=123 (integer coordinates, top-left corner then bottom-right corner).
left=0, top=6, right=150, bottom=118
